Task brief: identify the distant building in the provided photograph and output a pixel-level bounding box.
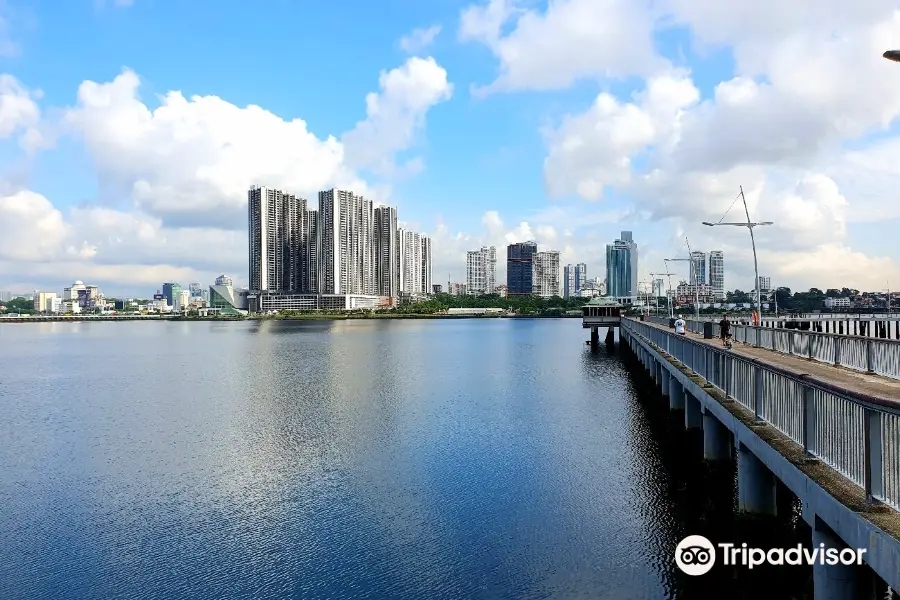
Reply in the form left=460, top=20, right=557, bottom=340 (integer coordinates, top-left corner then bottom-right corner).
left=507, top=241, right=538, bottom=295
left=188, top=282, right=203, bottom=298
left=709, top=251, right=725, bottom=300
left=563, top=263, right=587, bottom=298
left=215, top=274, right=233, bottom=287
left=209, top=279, right=249, bottom=315
left=605, top=231, right=638, bottom=299
left=757, top=276, right=771, bottom=293
left=690, top=252, right=707, bottom=286
left=319, top=188, right=375, bottom=295
left=432, top=284, right=442, bottom=294
left=676, top=282, right=715, bottom=305
left=33, top=292, right=58, bottom=313
left=0, top=291, right=11, bottom=302
left=162, top=282, right=182, bottom=307
left=533, top=251, right=561, bottom=298
left=495, top=284, right=508, bottom=298
left=399, top=229, right=432, bottom=295
left=175, top=289, right=191, bottom=312
left=466, top=246, right=497, bottom=295
left=374, top=206, right=400, bottom=298
left=824, top=297, right=851, bottom=309
left=248, top=186, right=310, bottom=294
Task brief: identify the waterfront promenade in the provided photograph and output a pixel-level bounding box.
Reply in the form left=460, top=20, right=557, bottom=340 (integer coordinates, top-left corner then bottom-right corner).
left=621, top=316, right=900, bottom=599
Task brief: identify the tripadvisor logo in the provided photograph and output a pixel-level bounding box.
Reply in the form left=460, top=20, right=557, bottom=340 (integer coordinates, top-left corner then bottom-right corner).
left=675, top=535, right=866, bottom=575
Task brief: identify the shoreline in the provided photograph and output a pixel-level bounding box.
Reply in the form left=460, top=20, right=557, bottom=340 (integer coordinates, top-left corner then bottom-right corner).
left=0, top=313, right=586, bottom=323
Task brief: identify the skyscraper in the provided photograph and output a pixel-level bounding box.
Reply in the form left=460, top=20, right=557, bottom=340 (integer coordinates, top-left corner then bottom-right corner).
left=605, top=231, right=638, bottom=298
left=563, top=263, right=587, bottom=298
left=248, top=186, right=308, bottom=293
left=420, top=236, right=432, bottom=294
left=466, top=246, right=497, bottom=295
left=374, top=206, right=399, bottom=297
left=533, top=251, right=561, bottom=297
left=306, top=209, right=319, bottom=294
left=318, top=188, right=375, bottom=295
left=757, top=276, right=771, bottom=292
left=507, top=241, right=538, bottom=295
left=162, top=282, right=181, bottom=306
left=690, top=251, right=707, bottom=285
left=709, top=250, right=725, bottom=300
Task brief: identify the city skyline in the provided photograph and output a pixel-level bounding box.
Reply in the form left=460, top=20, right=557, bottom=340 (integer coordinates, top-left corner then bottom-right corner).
left=0, top=2, right=898, bottom=297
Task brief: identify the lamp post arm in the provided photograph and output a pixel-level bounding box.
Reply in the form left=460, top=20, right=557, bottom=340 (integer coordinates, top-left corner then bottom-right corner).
left=740, top=186, right=762, bottom=315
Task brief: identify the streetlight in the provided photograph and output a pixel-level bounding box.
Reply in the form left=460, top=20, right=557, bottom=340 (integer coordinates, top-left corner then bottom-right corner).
left=651, top=270, right=675, bottom=318
left=702, top=185, right=773, bottom=320
left=884, top=50, right=900, bottom=62
left=665, top=257, right=699, bottom=321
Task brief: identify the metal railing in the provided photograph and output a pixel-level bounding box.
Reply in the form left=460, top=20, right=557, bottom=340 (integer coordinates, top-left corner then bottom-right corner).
left=623, top=318, right=900, bottom=512
left=644, top=315, right=900, bottom=381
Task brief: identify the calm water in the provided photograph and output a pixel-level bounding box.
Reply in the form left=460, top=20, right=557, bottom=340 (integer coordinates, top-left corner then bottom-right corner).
left=0, top=319, right=814, bottom=599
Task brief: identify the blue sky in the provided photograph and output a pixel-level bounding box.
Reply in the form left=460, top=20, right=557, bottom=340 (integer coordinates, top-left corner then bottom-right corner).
left=1, top=0, right=899, bottom=296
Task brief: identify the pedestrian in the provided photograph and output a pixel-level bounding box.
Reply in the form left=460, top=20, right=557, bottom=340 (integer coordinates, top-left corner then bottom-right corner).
left=675, top=316, right=686, bottom=335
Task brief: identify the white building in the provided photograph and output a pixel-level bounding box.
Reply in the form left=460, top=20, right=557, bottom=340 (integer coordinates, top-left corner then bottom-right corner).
left=215, top=274, right=233, bottom=287
left=175, top=289, right=191, bottom=312
left=399, top=229, right=432, bottom=295
left=318, top=188, right=375, bottom=295
left=33, top=292, right=58, bottom=313
left=709, top=250, right=725, bottom=300
left=824, top=297, right=851, bottom=309
left=248, top=186, right=310, bottom=293
left=532, top=251, right=561, bottom=298
left=757, top=276, right=771, bottom=293
left=466, top=246, right=497, bottom=295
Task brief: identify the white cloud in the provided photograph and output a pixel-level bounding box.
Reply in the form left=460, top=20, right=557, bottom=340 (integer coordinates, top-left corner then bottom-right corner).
left=459, top=0, right=900, bottom=292
left=399, top=25, right=442, bottom=54
left=342, top=57, right=453, bottom=176
left=0, top=55, right=452, bottom=294
left=459, top=0, right=666, bottom=94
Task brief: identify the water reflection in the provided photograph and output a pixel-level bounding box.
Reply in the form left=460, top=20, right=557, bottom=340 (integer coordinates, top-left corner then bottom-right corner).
left=0, top=319, right=858, bottom=599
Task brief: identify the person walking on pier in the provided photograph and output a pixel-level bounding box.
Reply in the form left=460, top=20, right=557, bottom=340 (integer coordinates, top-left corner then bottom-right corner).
left=719, top=314, right=732, bottom=347
left=674, top=316, right=686, bottom=335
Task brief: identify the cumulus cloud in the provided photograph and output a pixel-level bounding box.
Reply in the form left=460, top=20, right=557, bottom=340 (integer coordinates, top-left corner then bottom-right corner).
left=342, top=57, right=453, bottom=176
left=454, top=0, right=900, bottom=291
left=399, top=25, right=442, bottom=54
left=0, top=55, right=452, bottom=294
left=459, top=0, right=666, bottom=94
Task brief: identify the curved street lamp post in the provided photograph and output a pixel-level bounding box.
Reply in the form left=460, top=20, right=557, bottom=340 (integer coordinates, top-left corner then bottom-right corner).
left=702, top=186, right=773, bottom=318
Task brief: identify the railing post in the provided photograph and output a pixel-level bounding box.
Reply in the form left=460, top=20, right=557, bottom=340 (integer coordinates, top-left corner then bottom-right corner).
left=864, top=410, right=884, bottom=505
left=724, top=353, right=732, bottom=400
left=753, top=364, right=763, bottom=423
left=866, top=339, right=875, bottom=373
left=787, top=331, right=793, bottom=355
left=808, top=333, right=814, bottom=360
left=801, top=380, right=816, bottom=457
left=833, top=336, right=841, bottom=367
left=754, top=327, right=761, bottom=348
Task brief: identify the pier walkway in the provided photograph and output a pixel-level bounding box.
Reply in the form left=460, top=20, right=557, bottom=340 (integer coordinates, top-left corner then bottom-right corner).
left=620, top=317, right=900, bottom=599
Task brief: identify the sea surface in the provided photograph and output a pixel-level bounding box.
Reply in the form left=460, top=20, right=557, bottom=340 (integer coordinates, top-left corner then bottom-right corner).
left=0, top=318, right=816, bottom=599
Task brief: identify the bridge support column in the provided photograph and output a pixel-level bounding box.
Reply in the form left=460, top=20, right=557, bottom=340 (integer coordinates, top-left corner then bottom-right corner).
left=605, top=327, right=615, bottom=346
left=661, top=369, right=670, bottom=398
left=737, top=444, right=777, bottom=515
left=684, top=391, right=702, bottom=430
left=590, top=326, right=598, bottom=350
left=702, top=409, right=730, bottom=461
left=812, top=518, right=867, bottom=600
left=669, top=378, right=685, bottom=411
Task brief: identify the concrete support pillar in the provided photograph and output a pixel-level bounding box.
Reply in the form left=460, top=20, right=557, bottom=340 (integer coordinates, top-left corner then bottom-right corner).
left=590, top=326, right=598, bottom=350
left=737, top=444, right=777, bottom=515
left=661, top=370, right=670, bottom=398
left=702, top=410, right=730, bottom=461
left=605, top=327, right=615, bottom=346
left=812, top=519, right=866, bottom=600
left=669, top=378, right=685, bottom=411
left=684, top=390, right=702, bottom=430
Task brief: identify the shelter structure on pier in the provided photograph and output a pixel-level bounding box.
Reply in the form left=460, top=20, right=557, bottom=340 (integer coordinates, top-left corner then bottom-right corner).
left=582, top=296, right=622, bottom=349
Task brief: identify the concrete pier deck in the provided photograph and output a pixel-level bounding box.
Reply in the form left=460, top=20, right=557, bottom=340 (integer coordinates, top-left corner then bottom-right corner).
left=641, top=320, right=900, bottom=404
